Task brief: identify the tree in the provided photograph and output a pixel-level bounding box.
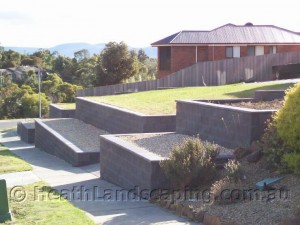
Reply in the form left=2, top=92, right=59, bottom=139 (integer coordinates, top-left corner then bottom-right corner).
left=52, top=55, right=76, bottom=83
left=21, top=93, right=49, bottom=118
left=0, top=84, right=23, bottom=118
left=58, top=82, right=82, bottom=103
left=74, top=49, right=90, bottom=62
left=137, top=49, right=149, bottom=63
left=96, top=42, right=139, bottom=85
left=41, top=73, right=63, bottom=102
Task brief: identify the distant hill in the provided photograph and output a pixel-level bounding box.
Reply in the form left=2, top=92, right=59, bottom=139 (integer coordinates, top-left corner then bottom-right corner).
left=4, top=43, right=157, bottom=58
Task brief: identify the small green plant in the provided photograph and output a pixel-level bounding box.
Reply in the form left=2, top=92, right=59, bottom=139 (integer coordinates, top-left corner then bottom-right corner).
left=275, top=83, right=300, bottom=152
left=224, top=160, right=242, bottom=182
left=160, top=137, right=219, bottom=188
left=283, top=153, right=300, bottom=174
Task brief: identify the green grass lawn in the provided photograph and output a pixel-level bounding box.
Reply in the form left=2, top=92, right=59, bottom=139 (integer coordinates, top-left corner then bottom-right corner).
left=0, top=145, right=32, bottom=174
left=87, top=82, right=294, bottom=115
left=55, top=103, right=76, bottom=110
left=4, top=181, right=95, bottom=225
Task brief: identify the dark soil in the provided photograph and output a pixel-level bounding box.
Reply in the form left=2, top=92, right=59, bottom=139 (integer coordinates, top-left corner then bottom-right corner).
left=226, top=100, right=284, bottom=110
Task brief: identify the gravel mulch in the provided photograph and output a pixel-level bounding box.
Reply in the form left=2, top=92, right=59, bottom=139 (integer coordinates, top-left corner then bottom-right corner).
left=121, top=133, right=300, bottom=224
left=226, top=100, right=284, bottom=110
left=42, top=118, right=108, bottom=152
left=188, top=159, right=300, bottom=225
left=120, top=133, right=232, bottom=158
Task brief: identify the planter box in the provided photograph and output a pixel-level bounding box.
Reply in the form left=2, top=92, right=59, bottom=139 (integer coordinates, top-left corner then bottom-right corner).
left=100, top=134, right=169, bottom=191
left=176, top=99, right=275, bottom=148
left=75, top=97, right=176, bottom=134
left=17, top=121, right=35, bottom=144
left=49, top=104, right=75, bottom=118
left=35, top=119, right=99, bottom=166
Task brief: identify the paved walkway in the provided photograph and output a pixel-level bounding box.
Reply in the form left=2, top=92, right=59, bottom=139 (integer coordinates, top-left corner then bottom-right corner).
left=0, top=130, right=199, bottom=225
left=0, top=119, right=34, bottom=130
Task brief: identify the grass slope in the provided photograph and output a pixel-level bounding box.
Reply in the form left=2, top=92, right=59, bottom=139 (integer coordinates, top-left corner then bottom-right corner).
left=55, top=103, right=76, bottom=110
left=87, top=82, right=293, bottom=115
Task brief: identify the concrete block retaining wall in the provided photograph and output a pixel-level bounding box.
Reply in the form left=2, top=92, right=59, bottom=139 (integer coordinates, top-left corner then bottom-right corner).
left=75, top=97, right=175, bottom=134
left=176, top=100, right=275, bottom=148
left=254, top=90, right=285, bottom=101
left=17, top=121, right=35, bottom=143
left=35, top=119, right=99, bottom=166
left=100, top=134, right=169, bottom=191
left=49, top=104, right=76, bottom=118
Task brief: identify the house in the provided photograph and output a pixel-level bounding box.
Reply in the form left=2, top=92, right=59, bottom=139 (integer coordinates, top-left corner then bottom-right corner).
left=151, top=23, right=300, bottom=78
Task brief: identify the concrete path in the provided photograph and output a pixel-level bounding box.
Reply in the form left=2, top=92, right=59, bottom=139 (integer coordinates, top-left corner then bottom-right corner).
left=0, top=119, right=33, bottom=130
left=0, top=130, right=199, bottom=225
left=0, top=171, right=40, bottom=188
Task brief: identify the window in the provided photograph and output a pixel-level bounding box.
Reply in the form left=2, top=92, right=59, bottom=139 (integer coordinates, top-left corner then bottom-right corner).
left=226, top=47, right=233, bottom=58
left=233, top=46, right=240, bottom=58
left=247, top=46, right=255, bottom=56
left=159, top=47, right=171, bottom=70
left=269, top=46, right=276, bottom=54
left=226, top=46, right=240, bottom=58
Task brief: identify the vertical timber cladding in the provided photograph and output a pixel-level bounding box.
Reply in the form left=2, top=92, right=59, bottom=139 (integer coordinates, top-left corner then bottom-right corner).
left=76, top=52, right=300, bottom=97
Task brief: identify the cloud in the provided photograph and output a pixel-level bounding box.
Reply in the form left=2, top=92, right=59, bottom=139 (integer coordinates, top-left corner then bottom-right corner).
left=0, top=11, right=32, bottom=25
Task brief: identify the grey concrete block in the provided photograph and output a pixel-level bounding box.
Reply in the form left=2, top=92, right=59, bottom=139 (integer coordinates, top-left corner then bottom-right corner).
left=17, top=121, right=35, bottom=143
left=176, top=100, right=275, bottom=148
left=254, top=90, right=285, bottom=101
left=35, top=119, right=99, bottom=166
left=75, top=97, right=176, bottom=134
left=49, top=104, right=76, bottom=118
left=100, top=134, right=169, bottom=191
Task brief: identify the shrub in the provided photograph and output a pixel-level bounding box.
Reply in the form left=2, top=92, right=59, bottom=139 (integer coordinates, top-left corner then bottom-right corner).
left=210, top=177, right=244, bottom=205
left=224, top=160, right=242, bottom=182
left=283, top=153, right=300, bottom=174
left=260, top=119, right=290, bottom=171
left=160, top=137, right=219, bottom=188
left=275, top=83, right=300, bottom=152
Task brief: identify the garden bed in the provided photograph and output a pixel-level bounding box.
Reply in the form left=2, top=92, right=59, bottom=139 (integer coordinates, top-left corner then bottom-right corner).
left=76, top=97, right=176, bottom=134
left=176, top=99, right=277, bottom=148
left=225, top=99, right=284, bottom=110
left=35, top=118, right=108, bottom=166
left=179, top=158, right=300, bottom=225
left=100, top=133, right=233, bottom=191
left=49, top=104, right=76, bottom=118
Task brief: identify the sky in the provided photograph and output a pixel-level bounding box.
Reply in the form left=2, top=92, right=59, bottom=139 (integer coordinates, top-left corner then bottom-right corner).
left=0, top=0, right=299, bottom=48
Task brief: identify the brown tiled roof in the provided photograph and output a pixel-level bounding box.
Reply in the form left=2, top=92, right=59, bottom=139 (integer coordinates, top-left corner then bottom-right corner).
left=151, top=23, right=300, bottom=46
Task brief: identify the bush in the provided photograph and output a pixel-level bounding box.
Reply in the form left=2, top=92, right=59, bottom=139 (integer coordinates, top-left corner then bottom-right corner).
left=210, top=177, right=244, bottom=205
left=275, top=83, right=300, bottom=152
left=224, top=160, right=242, bottom=182
left=21, top=93, right=50, bottom=118
left=283, top=153, right=300, bottom=174
left=160, top=138, right=219, bottom=188
left=260, top=119, right=290, bottom=171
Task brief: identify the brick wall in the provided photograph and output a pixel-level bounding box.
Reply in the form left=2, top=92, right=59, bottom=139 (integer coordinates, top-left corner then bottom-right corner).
left=240, top=46, right=248, bottom=57
left=171, top=46, right=196, bottom=73
left=197, top=46, right=209, bottom=62
left=157, top=44, right=300, bottom=78
left=277, top=45, right=300, bottom=53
